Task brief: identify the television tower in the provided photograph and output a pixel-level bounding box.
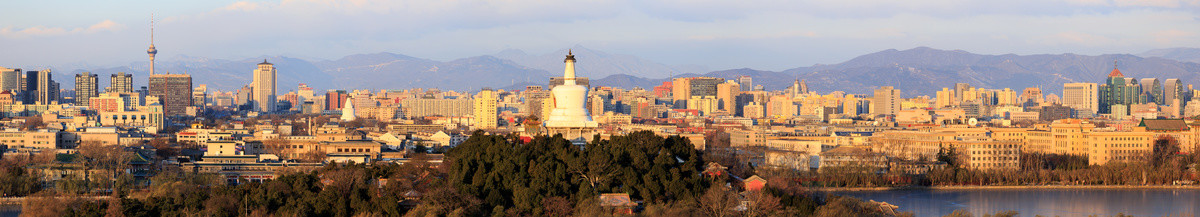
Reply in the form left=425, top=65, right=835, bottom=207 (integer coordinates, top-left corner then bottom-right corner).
left=147, top=15, right=158, bottom=75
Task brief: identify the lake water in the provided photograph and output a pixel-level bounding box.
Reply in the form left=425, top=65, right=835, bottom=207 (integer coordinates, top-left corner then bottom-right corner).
left=0, top=205, right=16, bottom=217
left=828, top=188, right=1200, bottom=216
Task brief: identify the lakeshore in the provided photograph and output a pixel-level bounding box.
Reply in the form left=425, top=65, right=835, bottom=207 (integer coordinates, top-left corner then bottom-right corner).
left=813, top=184, right=1200, bottom=192
left=825, top=187, right=1200, bottom=216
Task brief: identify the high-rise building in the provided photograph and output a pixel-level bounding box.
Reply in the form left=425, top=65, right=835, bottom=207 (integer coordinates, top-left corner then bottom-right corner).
left=716, top=81, right=740, bottom=111
left=109, top=72, right=134, bottom=93
left=75, top=72, right=99, bottom=107
left=737, top=76, right=752, bottom=91
left=26, top=70, right=57, bottom=105
left=671, top=78, right=692, bottom=103
left=872, top=86, right=900, bottom=117
left=325, top=90, right=348, bottom=111
left=0, top=67, right=19, bottom=92
left=1019, top=87, right=1044, bottom=105
left=148, top=74, right=192, bottom=116
left=1164, top=79, right=1189, bottom=106
left=1140, top=78, right=1162, bottom=104
left=473, top=88, right=498, bottom=129
left=1063, top=83, right=1099, bottom=117
left=400, top=98, right=473, bottom=119
left=1100, top=62, right=1139, bottom=114
left=252, top=60, right=277, bottom=112
left=297, top=83, right=314, bottom=105
left=954, top=83, right=972, bottom=104
left=236, top=85, right=252, bottom=108
left=799, top=79, right=809, bottom=94
left=193, top=84, right=208, bottom=109
left=689, top=77, right=724, bottom=98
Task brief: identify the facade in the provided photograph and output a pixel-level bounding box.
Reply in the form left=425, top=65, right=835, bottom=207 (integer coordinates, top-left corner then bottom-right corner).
left=148, top=74, right=193, bottom=116
left=0, top=67, right=19, bottom=92
left=962, top=139, right=1021, bottom=170
left=26, top=70, right=58, bottom=105
left=729, top=128, right=768, bottom=147
left=75, top=72, right=99, bottom=107
left=1050, top=119, right=1095, bottom=155
left=1099, top=64, right=1139, bottom=114
left=1087, top=131, right=1153, bottom=165
left=472, top=88, right=498, bottom=129
left=252, top=60, right=277, bottom=112
left=400, top=98, right=473, bottom=119
left=109, top=72, right=135, bottom=93
left=872, top=86, right=900, bottom=117
left=1063, top=83, right=1099, bottom=116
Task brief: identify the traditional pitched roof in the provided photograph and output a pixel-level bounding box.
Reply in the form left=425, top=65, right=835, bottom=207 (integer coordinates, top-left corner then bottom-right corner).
left=598, top=193, right=636, bottom=207
left=1108, top=67, right=1123, bottom=77
left=1138, top=119, right=1188, bottom=131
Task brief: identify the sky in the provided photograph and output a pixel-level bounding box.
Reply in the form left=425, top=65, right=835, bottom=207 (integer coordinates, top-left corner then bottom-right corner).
left=2, top=0, right=1199, bottom=72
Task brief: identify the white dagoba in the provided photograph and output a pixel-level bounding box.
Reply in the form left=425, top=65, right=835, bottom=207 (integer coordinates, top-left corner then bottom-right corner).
left=543, top=50, right=597, bottom=141
left=340, top=100, right=356, bottom=122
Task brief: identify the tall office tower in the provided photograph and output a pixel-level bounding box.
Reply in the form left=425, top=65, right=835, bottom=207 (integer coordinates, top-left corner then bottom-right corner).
left=325, top=90, right=348, bottom=111
left=954, top=83, right=972, bottom=104
left=473, top=88, right=498, bottom=129
left=935, top=88, right=956, bottom=108
left=236, top=85, right=253, bottom=107
left=297, top=83, right=314, bottom=104
left=252, top=60, right=277, bottom=112
left=1019, top=87, right=1044, bottom=105
left=789, top=79, right=800, bottom=98
left=0, top=67, right=19, bottom=92
left=35, top=70, right=56, bottom=104
left=149, top=74, right=193, bottom=116
left=671, top=77, right=692, bottom=103
left=872, top=86, right=900, bottom=116
left=716, top=81, right=740, bottom=111
left=75, top=72, right=99, bottom=107
left=147, top=17, right=158, bottom=75
left=1063, top=83, right=1099, bottom=116
left=524, top=87, right=551, bottom=119
left=686, top=77, right=720, bottom=98
left=1139, top=78, right=1163, bottom=104
left=193, top=84, right=208, bottom=109
left=1164, top=79, right=1188, bottom=106
left=23, top=70, right=38, bottom=104
left=798, top=79, right=809, bottom=94
left=1099, top=62, right=1139, bottom=114
left=109, top=72, right=134, bottom=93
left=737, top=76, right=752, bottom=91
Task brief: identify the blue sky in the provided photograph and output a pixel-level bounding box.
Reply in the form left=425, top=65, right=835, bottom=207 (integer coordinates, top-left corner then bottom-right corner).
left=2, top=0, right=1199, bottom=72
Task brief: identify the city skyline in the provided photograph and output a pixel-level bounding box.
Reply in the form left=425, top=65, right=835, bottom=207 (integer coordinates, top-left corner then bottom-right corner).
left=2, top=0, right=1199, bottom=72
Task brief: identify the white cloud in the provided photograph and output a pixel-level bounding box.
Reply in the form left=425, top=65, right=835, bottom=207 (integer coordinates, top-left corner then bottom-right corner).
left=0, top=20, right=123, bottom=38
left=221, top=1, right=262, bottom=12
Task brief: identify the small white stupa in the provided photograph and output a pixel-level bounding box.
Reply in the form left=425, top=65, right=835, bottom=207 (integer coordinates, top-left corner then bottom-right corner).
left=340, top=100, right=356, bottom=121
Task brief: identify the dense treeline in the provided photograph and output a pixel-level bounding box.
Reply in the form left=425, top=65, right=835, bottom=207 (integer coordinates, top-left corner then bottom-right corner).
left=20, top=130, right=920, bottom=217
left=443, top=131, right=707, bottom=215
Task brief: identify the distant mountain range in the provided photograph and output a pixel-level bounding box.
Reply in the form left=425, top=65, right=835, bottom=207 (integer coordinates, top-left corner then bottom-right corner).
left=42, top=46, right=1200, bottom=97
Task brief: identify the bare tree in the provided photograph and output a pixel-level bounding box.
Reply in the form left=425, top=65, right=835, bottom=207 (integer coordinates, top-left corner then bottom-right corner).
left=262, top=138, right=294, bottom=159
left=697, top=185, right=740, bottom=217
left=77, top=140, right=131, bottom=191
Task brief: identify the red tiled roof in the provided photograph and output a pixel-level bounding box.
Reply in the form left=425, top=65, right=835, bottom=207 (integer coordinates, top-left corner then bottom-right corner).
left=1108, top=67, right=1123, bottom=77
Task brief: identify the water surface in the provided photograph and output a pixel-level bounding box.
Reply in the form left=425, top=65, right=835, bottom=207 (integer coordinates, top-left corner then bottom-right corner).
left=829, top=188, right=1199, bottom=216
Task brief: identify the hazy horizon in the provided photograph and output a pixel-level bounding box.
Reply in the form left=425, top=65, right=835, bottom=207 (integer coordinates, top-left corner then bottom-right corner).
left=3, top=0, right=1199, bottom=72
